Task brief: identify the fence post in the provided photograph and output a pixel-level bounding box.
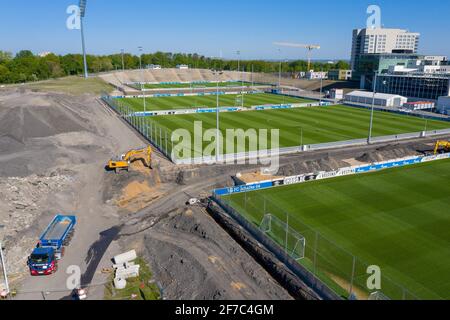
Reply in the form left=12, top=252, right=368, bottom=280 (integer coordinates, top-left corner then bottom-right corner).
left=165, top=130, right=168, bottom=156
left=313, top=231, right=319, bottom=274
left=285, top=211, right=289, bottom=255
left=244, top=191, right=247, bottom=210
left=263, top=196, right=267, bottom=215
left=349, top=256, right=356, bottom=298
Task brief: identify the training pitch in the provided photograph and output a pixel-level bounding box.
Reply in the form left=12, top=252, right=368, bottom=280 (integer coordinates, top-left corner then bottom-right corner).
left=224, top=159, right=450, bottom=300
left=142, top=105, right=450, bottom=158
left=117, top=93, right=314, bottom=111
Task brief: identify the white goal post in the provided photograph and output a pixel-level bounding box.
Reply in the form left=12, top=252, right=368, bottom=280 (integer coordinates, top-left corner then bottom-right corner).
left=259, top=214, right=306, bottom=261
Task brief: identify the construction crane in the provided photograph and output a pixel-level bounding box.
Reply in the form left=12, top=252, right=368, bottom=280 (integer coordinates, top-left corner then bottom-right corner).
left=433, top=140, right=450, bottom=155
left=107, top=146, right=152, bottom=173
left=274, top=42, right=321, bottom=71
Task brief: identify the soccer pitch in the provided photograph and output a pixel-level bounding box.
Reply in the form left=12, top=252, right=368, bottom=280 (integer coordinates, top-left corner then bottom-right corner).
left=117, top=93, right=314, bottom=111
left=143, top=105, right=450, bottom=158
left=139, top=81, right=265, bottom=89
left=224, top=159, right=450, bottom=300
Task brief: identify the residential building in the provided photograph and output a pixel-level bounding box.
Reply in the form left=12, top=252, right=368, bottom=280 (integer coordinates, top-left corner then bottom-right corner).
left=328, top=70, right=353, bottom=81
left=345, top=90, right=408, bottom=108
left=351, top=28, right=420, bottom=70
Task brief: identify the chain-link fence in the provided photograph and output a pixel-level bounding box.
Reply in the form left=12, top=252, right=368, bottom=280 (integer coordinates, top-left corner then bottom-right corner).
left=102, top=95, right=174, bottom=160
left=214, top=191, right=423, bottom=300
left=102, top=93, right=450, bottom=165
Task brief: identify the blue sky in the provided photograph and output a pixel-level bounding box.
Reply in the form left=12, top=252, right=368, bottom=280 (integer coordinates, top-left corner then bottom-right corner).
left=0, top=0, right=449, bottom=60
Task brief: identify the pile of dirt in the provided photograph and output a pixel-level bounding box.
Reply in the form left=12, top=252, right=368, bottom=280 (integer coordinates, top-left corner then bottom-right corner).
left=277, top=155, right=349, bottom=176
left=356, top=143, right=423, bottom=164
left=103, top=166, right=167, bottom=214
left=119, top=207, right=292, bottom=300
left=0, top=93, right=90, bottom=144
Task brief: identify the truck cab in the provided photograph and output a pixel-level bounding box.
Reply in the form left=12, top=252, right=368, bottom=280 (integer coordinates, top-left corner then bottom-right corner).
left=28, top=247, right=57, bottom=276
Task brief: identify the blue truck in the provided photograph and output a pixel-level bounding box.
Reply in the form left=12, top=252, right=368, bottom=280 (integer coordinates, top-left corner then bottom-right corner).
left=28, top=215, right=77, bottom=276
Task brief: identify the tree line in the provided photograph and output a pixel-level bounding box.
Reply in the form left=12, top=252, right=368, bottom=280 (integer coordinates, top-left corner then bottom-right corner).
left=0, top=50, right=350, bottom=84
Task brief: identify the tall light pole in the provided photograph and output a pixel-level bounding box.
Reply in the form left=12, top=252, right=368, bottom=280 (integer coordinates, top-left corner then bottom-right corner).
left=79, top=0, right=88, bottom=79
left=0, top=241, right=9, bottom=298
left=121, top=49, right=125, bottom=72
left=138, top=46, right=147, bottom=114
left=213, top=70, right=223, bottom=162
left=278, top=49, right=282, bottom=90
left=319, top=68, right=324, bottom=105
left=236, top=50, right=241, bottom=81
left=368, top=72, right=378, bottom=143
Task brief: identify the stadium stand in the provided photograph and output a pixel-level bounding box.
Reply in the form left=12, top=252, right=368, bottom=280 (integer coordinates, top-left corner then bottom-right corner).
left=99, top=69, right=253, bottom=94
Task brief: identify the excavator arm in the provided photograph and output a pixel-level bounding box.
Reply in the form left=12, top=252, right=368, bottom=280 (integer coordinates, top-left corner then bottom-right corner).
left=107, top=146, right=152, bottom=172
left=434, top=141, right=450, bottom=155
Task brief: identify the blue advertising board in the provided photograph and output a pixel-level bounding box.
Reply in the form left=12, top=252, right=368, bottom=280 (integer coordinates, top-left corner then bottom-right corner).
left=214, top=182, right=274, bottom=196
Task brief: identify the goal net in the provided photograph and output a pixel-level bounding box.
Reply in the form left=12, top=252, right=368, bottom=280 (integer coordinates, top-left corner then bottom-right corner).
left=260, top=214, right=306, bottom=261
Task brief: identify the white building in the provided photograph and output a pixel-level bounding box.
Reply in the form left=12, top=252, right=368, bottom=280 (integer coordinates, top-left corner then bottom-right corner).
left=345, top=90, right=408, bottom=108
left=306, top=70, right=328, bottom=80
left=329, top=89, right=344, bottom=100
left=351, top=28, right=420, bottom=70
left=437, top=96, right=450, bottom=115
left=176, top=64, right=189, bottom=70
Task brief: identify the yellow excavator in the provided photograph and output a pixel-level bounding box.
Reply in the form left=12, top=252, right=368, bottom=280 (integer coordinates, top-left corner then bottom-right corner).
left=107, top=146, right=152, bottom=173
left=433, top=141, right=450, bottom=155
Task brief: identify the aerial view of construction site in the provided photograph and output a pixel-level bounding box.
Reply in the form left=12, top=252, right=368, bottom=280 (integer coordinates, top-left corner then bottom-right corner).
left=0, top=0, right=449, bottom=315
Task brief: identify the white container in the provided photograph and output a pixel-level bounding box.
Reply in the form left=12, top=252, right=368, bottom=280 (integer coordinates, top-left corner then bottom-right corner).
left=114, top=278, right=127, bottom=290
left=113, top=250, right=137, bottom=265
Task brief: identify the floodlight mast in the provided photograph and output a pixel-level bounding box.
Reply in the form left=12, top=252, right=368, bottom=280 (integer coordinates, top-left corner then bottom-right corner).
left=79, top=0, right=88, bottom=79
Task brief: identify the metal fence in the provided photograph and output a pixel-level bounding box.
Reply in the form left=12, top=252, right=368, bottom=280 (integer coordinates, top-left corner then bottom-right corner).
left=214, top=192, right=427, bottom=300
left=102, top=94, right=450, bottom=165
left=102, top=95, right=174, bottom=159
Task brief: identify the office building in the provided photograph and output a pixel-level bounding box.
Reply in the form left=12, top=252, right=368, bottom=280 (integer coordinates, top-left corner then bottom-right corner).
left=351, top=28, right=420, bottom=70
left=376, top=73, right=450, bottom=101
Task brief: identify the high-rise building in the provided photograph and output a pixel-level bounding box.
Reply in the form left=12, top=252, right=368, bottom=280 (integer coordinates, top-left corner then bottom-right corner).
left=351, top=28, right=420, bottom=70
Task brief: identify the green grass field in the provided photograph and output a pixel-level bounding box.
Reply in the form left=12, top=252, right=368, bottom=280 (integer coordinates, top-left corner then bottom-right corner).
left=224, top=159, right=450, bottom=300
left=142, top=105, right=450, bottom=158
left=137, top=81, right=265, bottom=89
left=117, top=93, right=314, bottom=111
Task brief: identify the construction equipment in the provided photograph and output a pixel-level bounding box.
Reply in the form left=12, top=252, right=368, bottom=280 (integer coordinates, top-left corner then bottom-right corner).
left=274, top=42, right=321, bottom=71
left=28, top=215, right=77, bottom=276
left=433, top=140, right=450, bottom=155
left=107, top=146, right=152, bottom=173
